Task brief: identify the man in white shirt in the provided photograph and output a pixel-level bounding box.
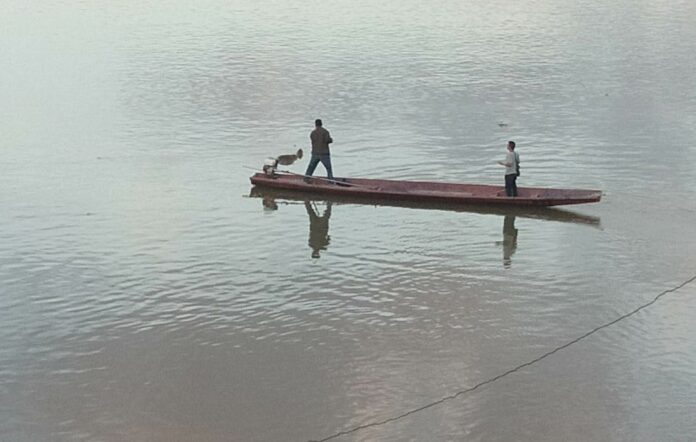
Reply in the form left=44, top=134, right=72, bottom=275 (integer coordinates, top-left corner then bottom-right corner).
left=497, top=140, right=519, bottom=197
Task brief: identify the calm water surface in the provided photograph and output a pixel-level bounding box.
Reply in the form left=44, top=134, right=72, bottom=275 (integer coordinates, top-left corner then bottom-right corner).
left=2, top=1, right=696, bottom=441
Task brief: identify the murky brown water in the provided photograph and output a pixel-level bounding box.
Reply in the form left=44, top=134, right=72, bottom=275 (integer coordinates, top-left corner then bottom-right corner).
left=2, top=1, right=696, bottom=441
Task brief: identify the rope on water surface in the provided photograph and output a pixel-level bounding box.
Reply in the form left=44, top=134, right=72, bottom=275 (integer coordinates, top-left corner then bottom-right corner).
left=309, top=273, right=696, bottom=442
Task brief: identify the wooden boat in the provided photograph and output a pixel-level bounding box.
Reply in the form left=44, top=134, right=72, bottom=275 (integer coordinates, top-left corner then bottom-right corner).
left=249, top=172, right=602, bottom=207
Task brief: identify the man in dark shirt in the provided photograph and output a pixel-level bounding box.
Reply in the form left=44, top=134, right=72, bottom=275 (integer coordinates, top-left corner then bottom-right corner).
left=305, top=119, right=334, bottom=182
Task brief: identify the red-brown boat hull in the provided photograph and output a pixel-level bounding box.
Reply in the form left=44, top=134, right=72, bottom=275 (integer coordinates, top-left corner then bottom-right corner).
left=249, top=173, right=602, bottom=207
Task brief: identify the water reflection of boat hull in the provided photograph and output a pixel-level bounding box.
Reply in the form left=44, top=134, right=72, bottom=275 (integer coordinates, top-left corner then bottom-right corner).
left=250, top=172, right=602, bottom=207
left=249, top=186, right=601, bottom=227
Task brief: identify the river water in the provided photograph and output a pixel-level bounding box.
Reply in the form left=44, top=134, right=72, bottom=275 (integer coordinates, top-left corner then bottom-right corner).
left=2, top=1, right=696, bottom=441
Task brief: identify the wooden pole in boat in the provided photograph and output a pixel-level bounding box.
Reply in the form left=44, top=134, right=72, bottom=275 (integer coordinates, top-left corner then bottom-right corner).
left=244, top=165, right=370, bottom=189
left=275, top=169, right=368, bottom=188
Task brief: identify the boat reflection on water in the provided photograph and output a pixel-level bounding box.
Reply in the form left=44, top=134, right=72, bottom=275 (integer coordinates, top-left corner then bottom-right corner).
left=249, top=186, right=600, bottom=261
left=250, top=186, right=600, bottom=225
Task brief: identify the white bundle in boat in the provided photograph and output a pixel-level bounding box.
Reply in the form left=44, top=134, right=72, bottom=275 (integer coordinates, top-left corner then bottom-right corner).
left=262, top=157, right=278, bottom=176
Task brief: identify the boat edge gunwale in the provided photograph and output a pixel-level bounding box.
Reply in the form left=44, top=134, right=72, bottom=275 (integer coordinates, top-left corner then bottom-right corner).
left=249, top=173, right=602, bottom=207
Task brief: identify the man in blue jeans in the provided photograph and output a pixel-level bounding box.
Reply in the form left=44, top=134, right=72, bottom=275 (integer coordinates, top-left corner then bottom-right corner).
left=304, top=119, right=334, bottom=182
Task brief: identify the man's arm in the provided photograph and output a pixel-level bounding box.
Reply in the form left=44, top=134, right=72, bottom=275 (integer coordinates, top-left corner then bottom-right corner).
left=498, top=153, right=512, bottom=167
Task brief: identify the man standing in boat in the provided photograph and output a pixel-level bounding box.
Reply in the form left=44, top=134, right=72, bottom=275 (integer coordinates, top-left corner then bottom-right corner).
left=305, top=119, right=334, bottom=182
left=498, top=140, right=519, bottom=197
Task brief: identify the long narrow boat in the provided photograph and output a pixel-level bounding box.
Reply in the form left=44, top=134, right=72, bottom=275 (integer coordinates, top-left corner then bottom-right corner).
left=249, top=172, right=602, bottom=207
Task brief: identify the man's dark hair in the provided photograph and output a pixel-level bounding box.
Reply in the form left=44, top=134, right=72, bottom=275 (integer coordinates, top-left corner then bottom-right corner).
left=315, top=119, right=323, bottom=127
left=508, top=140, right=516, bottom=149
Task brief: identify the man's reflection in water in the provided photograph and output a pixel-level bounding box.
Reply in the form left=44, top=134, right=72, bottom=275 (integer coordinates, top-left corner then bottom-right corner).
left=305, top=201, right=332, bottom=259
left=502, top=215, right=518, bottom=268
